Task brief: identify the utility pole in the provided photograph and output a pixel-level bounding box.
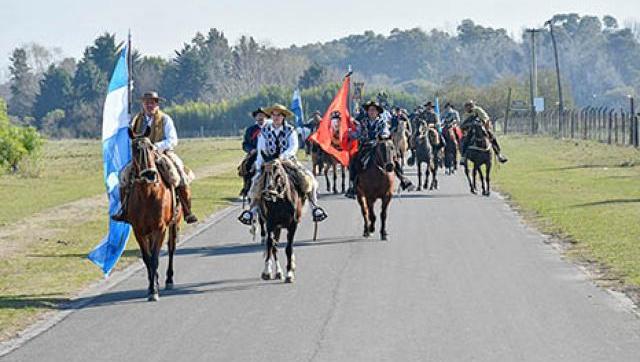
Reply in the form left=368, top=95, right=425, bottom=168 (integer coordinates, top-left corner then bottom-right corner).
left=526, top=28, right=541, bottom=134
left=545, top=20, right=564, bottom=136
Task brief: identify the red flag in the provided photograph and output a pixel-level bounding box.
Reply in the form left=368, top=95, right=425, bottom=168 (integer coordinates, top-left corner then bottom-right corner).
left=308, top=76, right=358, bottom=166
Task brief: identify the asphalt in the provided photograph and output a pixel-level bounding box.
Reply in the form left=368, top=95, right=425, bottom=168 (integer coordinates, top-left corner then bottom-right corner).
left=3, top=168, right=640, bottom=362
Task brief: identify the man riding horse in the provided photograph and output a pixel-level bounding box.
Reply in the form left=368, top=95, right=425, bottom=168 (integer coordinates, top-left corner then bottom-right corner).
left=112, top=91, right=198, bottom=224
left=459, top=100, right=508, bottom=165
left=238, top=104, right=328, bottom=225
left=345, top=100, right=416, bottom=199
left=239, top=107, right=270, bottom=197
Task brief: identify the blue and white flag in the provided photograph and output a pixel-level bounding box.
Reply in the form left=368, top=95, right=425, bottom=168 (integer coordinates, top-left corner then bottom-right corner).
left=88, top=45, right=131, bottom=276
left=291, top=89, right=304, bottom=128
left=434, top=96, right=442, bottom=133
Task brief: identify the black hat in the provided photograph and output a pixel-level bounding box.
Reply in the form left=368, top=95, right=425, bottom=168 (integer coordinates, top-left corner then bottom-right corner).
left=363, top=100, right=384, bottom=113
left=251, top=107, right=270, bottom=118
left=425, top=101, right=434, bottom=108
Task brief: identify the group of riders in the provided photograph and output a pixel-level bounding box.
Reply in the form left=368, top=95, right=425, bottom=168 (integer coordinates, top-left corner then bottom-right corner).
left=110, top=90, right=508, bottom=229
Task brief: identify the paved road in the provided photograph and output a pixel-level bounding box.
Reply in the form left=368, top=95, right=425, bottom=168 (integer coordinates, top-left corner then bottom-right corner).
left=4, top=169, right=640, bottom=361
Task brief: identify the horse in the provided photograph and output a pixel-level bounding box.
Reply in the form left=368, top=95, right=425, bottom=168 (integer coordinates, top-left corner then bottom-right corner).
left=462, top=120, right=493, bottom=196
left=442, top=125, right=460, bottom=175
left=354, top=139, right=395, bottom=240
left=392, top=119, right=410, bottom=166
left=125, top=127, right=182, bottom=301
left=413, top=123, right=438, bottom=191
left=258, top=155, right=306, bottom=283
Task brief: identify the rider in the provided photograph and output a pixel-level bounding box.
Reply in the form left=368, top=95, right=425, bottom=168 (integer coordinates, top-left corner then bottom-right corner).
left=238, top=103, right=328, bottom=225
left=239, top=107, right=270, bottom=196
left=442, top=103, right=461, bottom=129
left=345, top=100, right=416, bottom=199
left=459, top=100, right=508, bottom=164
left=112, top=91, right=198, bottom=224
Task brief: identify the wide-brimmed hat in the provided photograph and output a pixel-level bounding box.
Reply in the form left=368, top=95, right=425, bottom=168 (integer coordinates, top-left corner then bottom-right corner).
left=251, top=107, right=270, bottom=118
left=363, top=100, right=383, bottom=113
left=140, top=91, right=166, bottom=102
left=330, top=110, right=341, bottom=119
left=264, top=103, right=295, bottom=118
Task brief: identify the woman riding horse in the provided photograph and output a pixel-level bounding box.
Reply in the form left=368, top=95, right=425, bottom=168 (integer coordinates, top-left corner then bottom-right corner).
left=238, top=104, right=328, bottom=226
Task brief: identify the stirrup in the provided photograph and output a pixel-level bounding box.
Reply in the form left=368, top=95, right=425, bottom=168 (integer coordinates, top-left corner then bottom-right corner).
left=312, top=207, right=328, bottom=222
left=238, top=210, right=254, bottom=226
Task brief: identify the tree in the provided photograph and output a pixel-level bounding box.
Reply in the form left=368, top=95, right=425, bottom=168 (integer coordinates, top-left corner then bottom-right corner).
left=33, top=64, right=73, bottom=122
left=8, top=48, right=38, bottom=118
left=298, top=63, right=327, bottom=89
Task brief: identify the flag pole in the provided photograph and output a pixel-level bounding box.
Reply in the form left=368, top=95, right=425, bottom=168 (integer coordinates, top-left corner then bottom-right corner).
left=127, top=30, right=132, bottom=118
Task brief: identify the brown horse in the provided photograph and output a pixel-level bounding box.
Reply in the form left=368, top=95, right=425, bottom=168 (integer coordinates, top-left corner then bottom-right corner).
left=355, top=140, right=395, bottom=240
left=392, top=119, right=410, bottom=166
left=311, top=146, right=346, bottom=194
left=463, top=120, right=493, bottom=196
left=258, top=156, right=305, bottom=283
left=442, top=125, right=460, bottom=175
left=126, top=127, right=182, bottom=301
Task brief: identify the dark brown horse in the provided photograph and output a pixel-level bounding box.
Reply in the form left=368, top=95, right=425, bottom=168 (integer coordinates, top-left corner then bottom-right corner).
left=126, top=127, right=182, bottom=301
left=463, top=121, right=493, bottom=196
left=258, top=156, right=305, bottom=283
left=355, top=140, right=395, bottom=240
left=413, top=124, right=437, bottom=191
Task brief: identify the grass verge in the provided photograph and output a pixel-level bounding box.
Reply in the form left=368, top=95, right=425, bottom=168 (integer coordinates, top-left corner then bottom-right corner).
left=492, top=136, right=640, bottom=295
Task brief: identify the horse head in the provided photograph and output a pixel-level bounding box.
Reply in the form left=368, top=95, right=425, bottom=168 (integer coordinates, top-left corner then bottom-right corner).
left=128, top=127, right=159, bottom=184
left=375, top=139, right=395, bottom=173
left=261, top=155, right=289, bottom=203
left=469, top=119, right=490, bottom=149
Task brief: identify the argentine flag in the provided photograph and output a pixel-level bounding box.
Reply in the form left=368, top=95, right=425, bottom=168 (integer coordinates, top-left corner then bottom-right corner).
left=88, top=45, right=132, bottom=276
left=291, top=89, right=304, bottom=129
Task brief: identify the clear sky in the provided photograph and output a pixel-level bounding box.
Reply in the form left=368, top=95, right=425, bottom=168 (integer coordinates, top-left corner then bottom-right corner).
left=2, top=0, right=639, bottom=79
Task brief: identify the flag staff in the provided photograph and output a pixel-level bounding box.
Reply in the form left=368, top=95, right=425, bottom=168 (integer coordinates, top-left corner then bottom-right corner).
left=127, top=30, right=132, bottom=118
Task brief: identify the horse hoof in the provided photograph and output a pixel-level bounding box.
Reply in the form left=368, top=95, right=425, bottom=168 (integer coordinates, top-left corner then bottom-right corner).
left=381, top=233, right=388, bottom=241
left=165, top=282, right=174, bottom=290
left=285, top=275, right=295, bottom=283
left=417, top=187, right=422, bottom=191
left=363, top=231, right=370, bottom=238
left=261, top=272, right=271, bottom=281
left=148, top=293, right=159, bottom=302
left=470, top=189, right=477, bottom=195
left=275, top=272, right=283, bottom=280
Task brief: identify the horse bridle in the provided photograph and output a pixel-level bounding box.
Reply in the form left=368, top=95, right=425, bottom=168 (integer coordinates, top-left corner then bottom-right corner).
left=261, top=160, right=289, bottom=202
left=132, top=137, right=160, bottom=184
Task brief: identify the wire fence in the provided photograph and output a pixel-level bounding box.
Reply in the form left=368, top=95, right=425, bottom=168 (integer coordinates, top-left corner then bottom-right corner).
left=501, top=101, right=640, bottom=147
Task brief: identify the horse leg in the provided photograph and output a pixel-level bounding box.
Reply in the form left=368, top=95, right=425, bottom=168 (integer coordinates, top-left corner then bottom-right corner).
left=424, top=163, right=430, bottom=190
left=478, top=165, right=486, bottom=195
left=484, top=162, right=492, bottom=196
left=367, top=198, right=376, bottom=234
left=148, top=232, right=162, bottom=301
left=165, top=223, right=177, bottom=289
left=380, top=194, right=391, bottom=240
left=341, top=165, right=346, bottom=193
left=262, top=225, right=274, bottom=280
left=332, top=164, right=338, bottom=194
left=273, top=228, right=283, bottom=280
left=417, top=161, right=423, bottom=191
left=259, top=217, right=266, bottom=245
left=472, top=165, right=479, bottom=195
left=464, top=160, right=475, bottom=194
left=431, top=162, right=439, bottom=190
left=357, top=194, right=370, bottom=237
left=285, top=223, right=297, bottom=283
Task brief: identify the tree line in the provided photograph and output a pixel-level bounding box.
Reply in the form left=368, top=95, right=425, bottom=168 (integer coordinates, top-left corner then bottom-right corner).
left=1, top=13, right=639, bottom=138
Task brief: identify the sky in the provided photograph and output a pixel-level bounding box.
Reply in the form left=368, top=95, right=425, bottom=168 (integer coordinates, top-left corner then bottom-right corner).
left=2, top=0, right=639, bottom=80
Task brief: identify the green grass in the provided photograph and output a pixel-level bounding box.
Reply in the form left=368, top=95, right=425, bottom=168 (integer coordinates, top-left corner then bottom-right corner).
left=0, top=138, right=243, bottom=340
left=493, top=136, right=640, bottom=287
left=0, top=138, right=240, bottom=226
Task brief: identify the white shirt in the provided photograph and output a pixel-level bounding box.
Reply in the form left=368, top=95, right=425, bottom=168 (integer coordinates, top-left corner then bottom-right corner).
left=145, top=113, right=178, bottom=152
left=254, top=124, right=298, bottom=174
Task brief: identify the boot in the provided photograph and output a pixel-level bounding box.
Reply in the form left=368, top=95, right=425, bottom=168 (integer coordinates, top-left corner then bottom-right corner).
left=345, top=186, right=356, bottom=199
left=459, top=155, right=466, bottom=166
left=400, top=179, right=416, bottom=192
left=312, top=206, right=328, bottom=222
left=497, top=154, right=508, bottom=163
left=177, top=185, right=198, bottom=224
left=238, top=209, right=254, bottom=225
